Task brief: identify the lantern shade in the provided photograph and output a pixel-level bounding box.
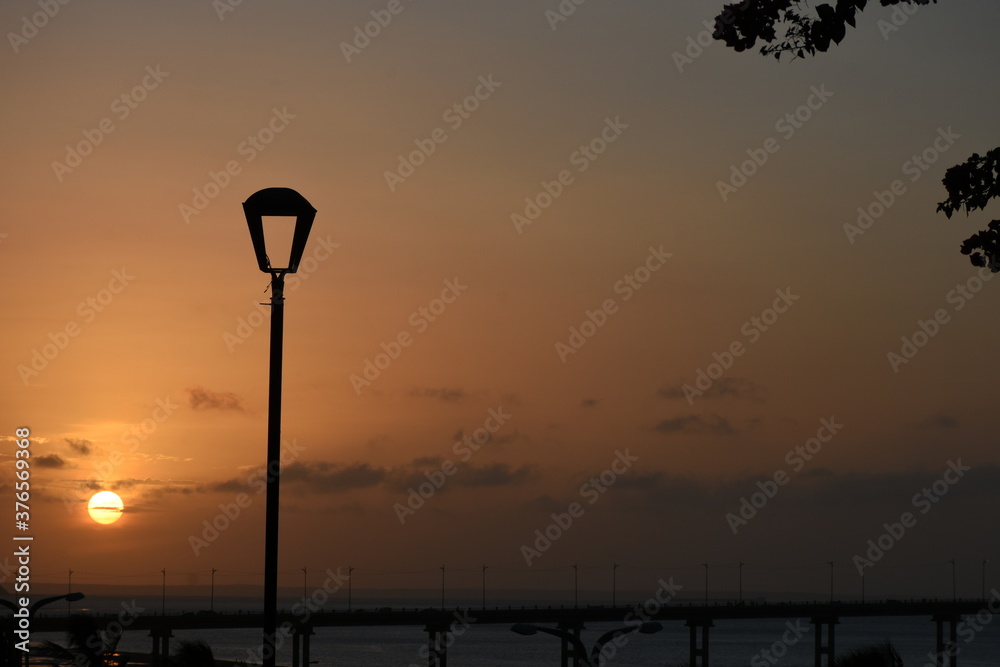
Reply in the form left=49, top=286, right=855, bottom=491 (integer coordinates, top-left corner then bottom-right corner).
left=243, top=187, right=316, bottom=273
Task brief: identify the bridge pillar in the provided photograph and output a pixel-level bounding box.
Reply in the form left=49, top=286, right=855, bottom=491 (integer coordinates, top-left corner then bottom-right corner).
left=932, top=614, right=959, bottom=667
left=557, top=621, right=585, bottom=667
left=148, top=627, right=173, bottom=666
left=424, top=623, right=451, bottom=667
left=811, top=616, right=838, bottom=667
left=685, top=617, right=713, bottom=667
left=289, top=625, right=313, bottom=667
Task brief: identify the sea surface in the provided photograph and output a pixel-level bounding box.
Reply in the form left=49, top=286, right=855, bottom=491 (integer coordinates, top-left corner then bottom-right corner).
left=30, top=595, right=1000, bottom=666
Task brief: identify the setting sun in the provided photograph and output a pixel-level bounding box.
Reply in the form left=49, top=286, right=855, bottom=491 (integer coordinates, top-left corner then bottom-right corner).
left=87, top=491, right=124, bottom=525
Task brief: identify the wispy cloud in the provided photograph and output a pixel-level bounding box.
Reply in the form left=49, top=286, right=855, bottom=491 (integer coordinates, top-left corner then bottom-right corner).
left=65, top=438, right=91, bottom=455
left=186, top=386, right=246, bottom=412
left=655, top=414, right=736, bottom=435
left=409, top=387, right=467, bottom=401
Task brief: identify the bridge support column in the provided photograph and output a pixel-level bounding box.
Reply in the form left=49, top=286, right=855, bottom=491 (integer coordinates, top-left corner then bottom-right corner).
left=424, top=623, right=451, bottom=667
left=557, top=621, right=584, bottom=667
left=811, top=616, right=838, bottom=667
left=932, top=614, right=959, bottom=667
left=148, top=628, right=172, bottom=666
left=290, top=625, right=313, bottom=667
left=685, top=617, right=713, bottom=667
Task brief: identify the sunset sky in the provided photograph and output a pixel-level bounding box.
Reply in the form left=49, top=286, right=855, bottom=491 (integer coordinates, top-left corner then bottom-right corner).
left=3, top=0, right=1000, bottom=603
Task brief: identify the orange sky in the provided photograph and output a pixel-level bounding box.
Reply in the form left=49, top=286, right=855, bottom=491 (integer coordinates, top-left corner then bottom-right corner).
left=3, top=0, right=1000, bottom=601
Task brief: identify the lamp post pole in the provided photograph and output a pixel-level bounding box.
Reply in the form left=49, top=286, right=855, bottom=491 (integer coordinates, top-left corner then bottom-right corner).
left=211, top=568, right=217, bottom=613
left=738, top=561, right=744, bottom=604
left=263, top=270, right=285, bottom=667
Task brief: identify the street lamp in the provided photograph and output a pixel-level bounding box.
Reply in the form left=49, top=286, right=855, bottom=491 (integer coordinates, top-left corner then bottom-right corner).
left=827, top=561, right=834, bottom=604
left=512, top=621, right=662, bottom=666
left=612, top=562, right=619, bottom=607
left=243, top=186, right=317, bottom=667
left=949, top=559, right=956, bottom=601
left=983, top=559, right=989, bottom=601
left=738, top=561, right=744, bottom=604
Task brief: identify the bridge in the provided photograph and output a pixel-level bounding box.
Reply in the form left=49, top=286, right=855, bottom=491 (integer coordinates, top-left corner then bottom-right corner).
left=28, top=598, right=999, bottom=667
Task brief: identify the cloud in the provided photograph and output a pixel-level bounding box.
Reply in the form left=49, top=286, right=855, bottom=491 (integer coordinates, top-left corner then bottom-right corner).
left=454, top=463, right=536, bottom=487
left=580, top=398, right=599, bottom=408
left=916, top=414, right=959, bottom=429
left=277, top=462, right=388, bottom=492
left=65, top=438, right=91, bottom=455
left=655, top=414, right=736, bottom=435
left=659, top=377, right=762, bottom=401
left=185, top=386, right=246, bottom=412
left=36, top=454, right=67, bottom=468
left=409, top=387, right=467, bottom=401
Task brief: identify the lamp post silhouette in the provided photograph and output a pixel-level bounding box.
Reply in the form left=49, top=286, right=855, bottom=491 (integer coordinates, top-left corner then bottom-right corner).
left=949, top=559, right=956, bottom=601
left=512, top=621, right=661, bottom=666
left=348, top=566, right=354, bottom=612
left=827, top=561, right=834, bottom=603
left=573, top=564, right=578, bottom=609
left=612, top=562, right=619, bottom=607
left=211, top=568, right=217, bottom=612
left=243, top=187, right=317, bottom=667
left=738, top=561, right=744, bottom=604
left=983, top=559, right=989, bottom=601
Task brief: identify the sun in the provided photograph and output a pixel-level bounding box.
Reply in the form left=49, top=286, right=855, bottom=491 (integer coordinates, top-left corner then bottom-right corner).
left=87, top=491, right=124, bottom=525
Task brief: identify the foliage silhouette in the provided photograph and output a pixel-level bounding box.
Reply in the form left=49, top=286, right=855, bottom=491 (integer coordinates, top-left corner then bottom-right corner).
left=713, top=0, right=999, bottom=271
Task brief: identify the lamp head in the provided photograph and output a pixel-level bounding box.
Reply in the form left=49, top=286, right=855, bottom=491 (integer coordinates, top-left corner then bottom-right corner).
left=243, top=187, right=316, bottom=274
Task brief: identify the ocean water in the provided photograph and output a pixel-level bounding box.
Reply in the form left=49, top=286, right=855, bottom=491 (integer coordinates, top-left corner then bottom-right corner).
left=31, top=596, right=1000, bottom=666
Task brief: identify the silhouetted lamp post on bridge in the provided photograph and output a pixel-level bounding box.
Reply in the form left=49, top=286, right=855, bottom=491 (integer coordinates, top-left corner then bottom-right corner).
left=243, top=187, right=317, bottom=667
